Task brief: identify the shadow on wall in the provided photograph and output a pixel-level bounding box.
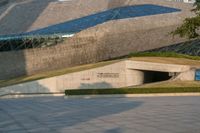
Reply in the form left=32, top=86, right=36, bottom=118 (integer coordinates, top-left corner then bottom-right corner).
left=0, top=51, right=26, bottom=80
left=0, top=0, right=55, bottom=80
left=78, top=82, right=113, bottom=89
left=0, top=81, right=52, bottom=96
left=0, top=0, right=55, bottom=35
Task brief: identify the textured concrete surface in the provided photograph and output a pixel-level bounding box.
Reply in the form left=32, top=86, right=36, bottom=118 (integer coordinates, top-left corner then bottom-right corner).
left=1, top=4, right=181, bottom=37
left=0, top=96, right=200, bottom=133
left=0, top=0, right=192, bottom=35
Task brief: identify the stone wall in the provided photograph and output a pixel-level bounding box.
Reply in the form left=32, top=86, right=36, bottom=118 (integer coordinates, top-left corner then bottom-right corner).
left=0, top=1, right=193, bottom=80
left=0, top=25, right=188, bottom=80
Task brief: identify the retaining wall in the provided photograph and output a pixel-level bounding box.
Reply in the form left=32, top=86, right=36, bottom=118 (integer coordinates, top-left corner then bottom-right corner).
left=0, top=60, right=195, bottom=97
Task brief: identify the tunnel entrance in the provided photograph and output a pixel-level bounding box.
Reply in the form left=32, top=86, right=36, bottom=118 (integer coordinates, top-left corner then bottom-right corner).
left=142, top=70, right=173, bottom=84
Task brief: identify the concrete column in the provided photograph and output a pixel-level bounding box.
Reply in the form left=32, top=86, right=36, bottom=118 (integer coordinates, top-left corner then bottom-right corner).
left=125, top=69, right=145, bottom=87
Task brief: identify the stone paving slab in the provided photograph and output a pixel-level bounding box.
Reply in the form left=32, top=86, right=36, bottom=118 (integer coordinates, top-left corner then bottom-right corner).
left=0, top=96, right=200, bottom=133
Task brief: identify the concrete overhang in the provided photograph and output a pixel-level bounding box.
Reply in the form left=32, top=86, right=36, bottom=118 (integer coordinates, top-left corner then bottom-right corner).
left=126, top=60, right=191, bottom=72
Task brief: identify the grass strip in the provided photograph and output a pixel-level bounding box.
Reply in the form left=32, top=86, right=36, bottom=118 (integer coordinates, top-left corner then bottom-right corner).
left=65, top=87, right=200, bottom=95
left=126, top=52, right=200, bottom=60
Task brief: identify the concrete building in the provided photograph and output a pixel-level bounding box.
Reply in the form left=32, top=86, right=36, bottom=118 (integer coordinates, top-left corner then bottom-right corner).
left=0, top=0, right=198, bottom=98
left=0, top=0, right=195, bottom=80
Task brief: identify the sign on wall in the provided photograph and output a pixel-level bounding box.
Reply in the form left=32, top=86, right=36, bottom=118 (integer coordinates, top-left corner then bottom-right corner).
left=97, top=73, right=119, bottom=78
left=195, top=69, right=200, bottom=81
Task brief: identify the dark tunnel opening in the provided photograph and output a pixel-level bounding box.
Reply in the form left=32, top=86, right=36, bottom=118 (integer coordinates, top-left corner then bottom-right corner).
left=143, top=70, right=173, bottom=84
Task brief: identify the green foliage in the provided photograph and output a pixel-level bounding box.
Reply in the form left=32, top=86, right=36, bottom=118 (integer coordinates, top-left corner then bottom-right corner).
left=65, top=87, right=200, bottom=95
left=173, top=17, right=200, bottom=39
left=192, top=0, right=200, bottom=14
left=172, top=0, right=200, bottom=39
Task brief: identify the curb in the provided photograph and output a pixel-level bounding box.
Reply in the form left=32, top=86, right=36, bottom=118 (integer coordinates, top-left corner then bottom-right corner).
left=1, top=93, right=200, bottom=99
left=0, top=93, right=65, bottom=99
left=64, top=93, right=200, bottom=99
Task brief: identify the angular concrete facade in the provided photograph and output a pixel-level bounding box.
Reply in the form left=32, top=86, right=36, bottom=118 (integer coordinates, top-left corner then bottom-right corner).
left=0, top=0, right=195, bottom=80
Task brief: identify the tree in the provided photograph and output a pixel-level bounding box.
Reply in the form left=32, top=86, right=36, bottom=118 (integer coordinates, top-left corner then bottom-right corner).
left=172, top=0, right=200, bottom=39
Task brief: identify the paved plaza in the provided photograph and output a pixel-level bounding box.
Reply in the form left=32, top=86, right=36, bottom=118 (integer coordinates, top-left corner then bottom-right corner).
left=0, top=96, right=200, bottom=133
